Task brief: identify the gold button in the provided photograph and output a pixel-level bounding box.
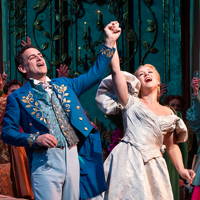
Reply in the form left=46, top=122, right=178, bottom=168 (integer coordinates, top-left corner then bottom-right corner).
left=76, top=106, right=80, bottom=109
left=84, top=127, right=88, bottom=131
left=65, top=104, right=70, bottom=108
left=65, top=93, right=69, bottom=96
left=66, top=100, right=71, bottom=103
left=66, top=109, right=70, bottom=112
left=79, top=117, right=83, bottom=120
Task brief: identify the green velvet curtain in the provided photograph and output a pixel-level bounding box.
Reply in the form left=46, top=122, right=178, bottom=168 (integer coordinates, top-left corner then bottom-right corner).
left=190, top=1, right=200, bottom=76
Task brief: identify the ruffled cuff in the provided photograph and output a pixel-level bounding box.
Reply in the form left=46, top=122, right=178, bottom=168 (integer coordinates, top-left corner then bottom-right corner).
left=27, top=132, right=40, bottom=147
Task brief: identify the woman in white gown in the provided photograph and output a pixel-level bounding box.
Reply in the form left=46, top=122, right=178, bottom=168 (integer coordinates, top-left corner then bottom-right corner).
left=93, top=22, right=195, bottom=200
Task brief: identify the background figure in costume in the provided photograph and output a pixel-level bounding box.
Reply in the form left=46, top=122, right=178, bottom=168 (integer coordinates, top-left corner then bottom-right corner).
left=107, top=114, right=124, bottom=154
left=162, top=95, right=189, bottom=200
left=1, top=21, right=121, bottom=200
left=186, top=76, right=200, bottom=200
left=93, top=36, right=195, bottom=200
left=0, top=78, right=34, bottom=199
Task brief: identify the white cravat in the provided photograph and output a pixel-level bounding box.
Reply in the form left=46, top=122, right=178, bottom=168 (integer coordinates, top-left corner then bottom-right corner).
left=30, top=76, right=52, bottom=95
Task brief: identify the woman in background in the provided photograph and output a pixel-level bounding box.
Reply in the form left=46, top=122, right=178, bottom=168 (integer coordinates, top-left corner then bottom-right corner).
left=186, top=76, right=200, bottom=200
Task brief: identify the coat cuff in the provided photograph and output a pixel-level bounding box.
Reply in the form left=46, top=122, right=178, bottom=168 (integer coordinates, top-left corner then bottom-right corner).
left=99, top=45, right=115, bottom=58
left=27, top=132, right=40, bottom=147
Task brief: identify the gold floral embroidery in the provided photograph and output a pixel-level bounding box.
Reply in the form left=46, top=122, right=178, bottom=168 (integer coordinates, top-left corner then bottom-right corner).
left=100, top=47, right=115, bottom=58
left=27, top=133, right=40, bottom=147
left=53, top=84, right=67, bottom=93
left=21, top=92, right=46, bottom=123
left=52, top=84, right=70, bottom=111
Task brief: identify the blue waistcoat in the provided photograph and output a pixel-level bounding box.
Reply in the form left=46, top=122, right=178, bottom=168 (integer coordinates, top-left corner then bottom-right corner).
left=32, top=84, right=67, bottom=147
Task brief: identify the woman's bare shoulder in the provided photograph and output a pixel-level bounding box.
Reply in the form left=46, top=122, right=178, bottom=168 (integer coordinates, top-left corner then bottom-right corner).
left=159, top=104, right=174, bottom=115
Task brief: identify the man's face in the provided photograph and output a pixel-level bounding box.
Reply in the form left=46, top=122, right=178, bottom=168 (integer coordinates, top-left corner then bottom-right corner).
left=19, top=48, right=47, bottom=80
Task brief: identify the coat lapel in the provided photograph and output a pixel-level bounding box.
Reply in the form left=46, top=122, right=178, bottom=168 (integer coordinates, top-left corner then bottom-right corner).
left=50, top=81, right=71, bottom=114
left=19, top=81, right=48, bottom=127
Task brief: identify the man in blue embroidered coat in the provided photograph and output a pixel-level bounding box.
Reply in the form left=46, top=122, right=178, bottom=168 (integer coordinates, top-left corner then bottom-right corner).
left=2, top=21, right=121, bottom=200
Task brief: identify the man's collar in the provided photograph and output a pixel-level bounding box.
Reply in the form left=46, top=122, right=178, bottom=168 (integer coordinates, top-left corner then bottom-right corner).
left=29, top=76, right=51, bottom=85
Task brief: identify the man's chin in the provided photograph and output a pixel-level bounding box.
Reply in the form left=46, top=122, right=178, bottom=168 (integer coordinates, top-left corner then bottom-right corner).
left=30, top=73, right=47, bottom=80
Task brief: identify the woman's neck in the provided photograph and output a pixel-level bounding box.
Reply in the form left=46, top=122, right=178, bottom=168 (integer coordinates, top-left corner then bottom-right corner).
left=140, top=90, right=158, bottom=104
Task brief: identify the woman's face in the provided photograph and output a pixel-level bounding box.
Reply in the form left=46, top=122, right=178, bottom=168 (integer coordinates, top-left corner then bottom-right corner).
left=136, top=65, right=160, bottom=90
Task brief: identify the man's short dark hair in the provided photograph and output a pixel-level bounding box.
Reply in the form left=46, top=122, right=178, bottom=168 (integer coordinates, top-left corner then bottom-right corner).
left=15, top=45, right=36, bottom=67
left=3, top=80, right=22, bottom=94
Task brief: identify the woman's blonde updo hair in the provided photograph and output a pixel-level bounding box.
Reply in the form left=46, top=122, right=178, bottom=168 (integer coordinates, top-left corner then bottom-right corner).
left=134, top=64, right=161, bottom=99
